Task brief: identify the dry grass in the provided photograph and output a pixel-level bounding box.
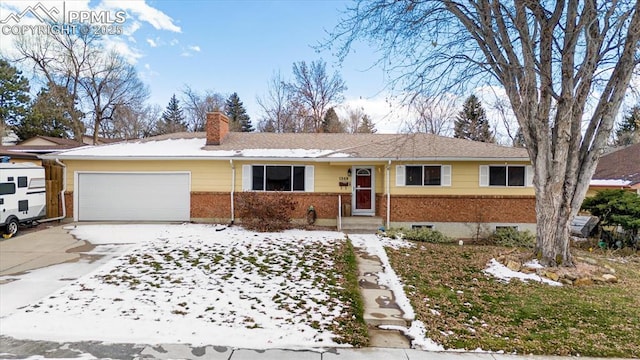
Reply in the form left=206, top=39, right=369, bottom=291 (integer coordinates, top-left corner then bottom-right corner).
left=386, top=243, right=640, bottom=357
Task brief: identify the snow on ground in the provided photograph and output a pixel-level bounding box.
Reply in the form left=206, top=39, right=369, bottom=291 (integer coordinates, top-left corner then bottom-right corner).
left=0, top=224, right=352, bottom=349
left=484, top=259, right=562, bottom=286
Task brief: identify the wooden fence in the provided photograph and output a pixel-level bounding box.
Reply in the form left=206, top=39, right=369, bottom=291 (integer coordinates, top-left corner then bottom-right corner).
left=42, top=160, right=64, bottom=218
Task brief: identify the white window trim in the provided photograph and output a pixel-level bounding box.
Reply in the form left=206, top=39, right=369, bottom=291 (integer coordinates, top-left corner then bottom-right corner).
left=479, top=164, right=532, bottom=187
left=241, top=164, right=314, bottom=192
left=397, top=164, right=451, bottom=187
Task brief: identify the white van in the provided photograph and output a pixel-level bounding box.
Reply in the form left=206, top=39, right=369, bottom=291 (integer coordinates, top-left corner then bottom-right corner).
left=0, top=163, right=47, bottom=237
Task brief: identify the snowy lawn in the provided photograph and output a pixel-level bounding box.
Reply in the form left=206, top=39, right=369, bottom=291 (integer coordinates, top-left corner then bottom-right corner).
left=381, top=239, right=640, bottom=358
left=0, top=224, right=367, bottom=349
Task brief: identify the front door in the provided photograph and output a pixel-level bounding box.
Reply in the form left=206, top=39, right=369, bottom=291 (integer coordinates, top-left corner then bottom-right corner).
left=352, top=167, right=375, bottom=215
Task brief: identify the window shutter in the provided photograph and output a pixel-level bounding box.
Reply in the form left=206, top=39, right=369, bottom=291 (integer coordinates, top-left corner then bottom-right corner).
left=441, top=165, right=451, bottom=186
left=479, top=165, right=489, bottom=187
left=525, top=165, right=534, bottom=187
left=242, top=165, right=252, bottom=191
left=305, top=166, right=315, bottom=192
left=396, top=165, right=405, bottom=186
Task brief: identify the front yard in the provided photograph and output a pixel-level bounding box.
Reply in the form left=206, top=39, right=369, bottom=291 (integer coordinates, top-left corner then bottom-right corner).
left=1, top=224, right=367, bottom=349
left=386, top=241, right=640, bottom=357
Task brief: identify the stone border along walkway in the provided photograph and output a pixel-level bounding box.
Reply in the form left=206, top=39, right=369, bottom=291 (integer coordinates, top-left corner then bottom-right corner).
left=353, top=246, right=411, bottom=348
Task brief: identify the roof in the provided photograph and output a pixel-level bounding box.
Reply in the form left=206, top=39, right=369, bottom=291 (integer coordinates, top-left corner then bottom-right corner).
left=0, top=149, right=40, bottom=160
left=591, top=143, right=640, bottom=187
left=2, top=144, right=87, bottom=154
left=41, top=132, right=531, bottom=161
left=19, top=136, right=85, bottom=147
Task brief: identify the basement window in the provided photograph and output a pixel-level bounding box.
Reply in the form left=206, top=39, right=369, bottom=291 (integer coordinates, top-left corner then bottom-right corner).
left=411, top=224, right=434, bottom=230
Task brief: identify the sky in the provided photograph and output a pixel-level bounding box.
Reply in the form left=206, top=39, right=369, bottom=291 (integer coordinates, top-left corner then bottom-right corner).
left=0, top=0, right=408, bottom=133
left=1, top=1, right=638, bottom=137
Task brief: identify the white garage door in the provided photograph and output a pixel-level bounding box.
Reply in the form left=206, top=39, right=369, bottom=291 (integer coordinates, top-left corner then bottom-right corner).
left=77, top=172, right=191, bottom=221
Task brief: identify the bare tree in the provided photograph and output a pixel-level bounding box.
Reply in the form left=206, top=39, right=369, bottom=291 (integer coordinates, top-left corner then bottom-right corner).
left=344, top=105, right=366, bottom=133
left=257, top=71, right=303, bottom=133
left=102, top=103, right=160, bottom=139
left=408, top=94, right=457, bottom=135
left=288, top=60, right=347, bottom=133
left=82, top=51, right=149, bottom=144
left=181, top=86, right=225, bottom=132
left=331, top=1, right=640, bottom=266
left=14, top=30, right=148, bottom=144
left=14, top=31, right=96, bottom=140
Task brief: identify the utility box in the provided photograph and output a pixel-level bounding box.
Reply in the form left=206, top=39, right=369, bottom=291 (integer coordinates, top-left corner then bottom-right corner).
left=342, top=203, right=352, bottom=217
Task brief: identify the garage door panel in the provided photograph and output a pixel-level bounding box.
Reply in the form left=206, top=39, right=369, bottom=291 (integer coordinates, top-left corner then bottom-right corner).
left=78, top=172, right=190, bottom=221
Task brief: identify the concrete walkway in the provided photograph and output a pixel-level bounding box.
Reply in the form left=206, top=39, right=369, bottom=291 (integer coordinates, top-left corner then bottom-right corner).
left=0, top=336, right=630, bottom=359
left=354, top=246, right=411, bottom=348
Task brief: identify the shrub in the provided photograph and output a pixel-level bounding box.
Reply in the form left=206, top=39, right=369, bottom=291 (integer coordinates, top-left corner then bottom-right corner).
left=384, top=227, right=453, bottom=244
left=489, top=227, right=535, bottom=248
left=236, top=192, right=296, bottom=232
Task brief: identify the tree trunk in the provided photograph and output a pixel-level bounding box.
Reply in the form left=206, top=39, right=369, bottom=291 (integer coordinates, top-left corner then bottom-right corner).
left=534, top=185, right=574, bottom=267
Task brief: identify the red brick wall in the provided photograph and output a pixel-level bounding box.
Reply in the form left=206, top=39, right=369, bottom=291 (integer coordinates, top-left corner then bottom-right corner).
left=191, top=192, right=231, bottom=218
left=63, top=191, right=535, bottom=224
left=386, top=195, right=536, bottom=223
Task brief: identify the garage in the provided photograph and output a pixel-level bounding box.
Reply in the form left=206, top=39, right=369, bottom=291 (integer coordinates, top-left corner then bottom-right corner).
left=76, top=172, right=191, bottom=221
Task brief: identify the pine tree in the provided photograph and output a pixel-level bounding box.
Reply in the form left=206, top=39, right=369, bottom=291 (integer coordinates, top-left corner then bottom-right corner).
left=513, top=127, right=526, bottom=147
left=156, top=94, right=187, bottom=135
left=225, top=92, right=253, bottom=132
left=356, top=114, right=377, bottom=133
left=614, top=105, right=640, bottom=146
left=454, top=95, right=494, bottom=142
left=0, top=59, right=30, bottom=130
left=321, top=107, right=344, bottom=133
left=14, top=84, right=76, bottom=140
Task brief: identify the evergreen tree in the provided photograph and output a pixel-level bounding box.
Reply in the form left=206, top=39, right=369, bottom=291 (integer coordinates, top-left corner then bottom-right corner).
left=454, top=95, right=494, bottom=142
left=614, top=105, right=640, bottom=146
left=14, top=84, right=76, bottom=140
left=156, top=94, right=187, bottom=135
left=356, top=114, right=377, bottom=133
left=321, top=107, right=344, bottom=133
left=0, top=59, right=30, bottom=130
left=513, top=127, right=526, bottom=148
left=225, top=92, right=253, bottom=132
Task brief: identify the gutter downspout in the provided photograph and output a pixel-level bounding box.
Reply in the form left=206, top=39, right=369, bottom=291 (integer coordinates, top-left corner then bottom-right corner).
left=230, top=159, right=235, bottom=224
left=386, top=160, right=391, bottom=230
left=39, top=158, right=67, bottom=222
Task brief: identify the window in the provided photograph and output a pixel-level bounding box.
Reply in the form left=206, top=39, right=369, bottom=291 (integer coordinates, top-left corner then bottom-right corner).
left=0, top=183, right=16, bottom=195
left=17, top=176, right=28, bottom=188
left=29, top=178, right=46, bottom=189
left=400, top=165, right=450, bottom=186
left=411, top=224, right=434, bottom=230
left=488, top=165, right=525, bottom=186
left=250, top=165, right=307, bottom=191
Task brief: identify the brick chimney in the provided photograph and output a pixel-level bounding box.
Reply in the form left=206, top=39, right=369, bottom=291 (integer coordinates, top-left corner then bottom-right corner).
left=206, top=112, right=230, bottom=145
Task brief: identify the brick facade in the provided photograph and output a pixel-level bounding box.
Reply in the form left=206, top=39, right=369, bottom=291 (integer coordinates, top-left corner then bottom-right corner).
left=383, top=195, right=536, bottom=223
left=64, top=191, right=535, bottom=225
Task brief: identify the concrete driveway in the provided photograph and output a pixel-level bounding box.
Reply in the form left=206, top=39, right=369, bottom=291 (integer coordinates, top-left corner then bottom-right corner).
left=0, top=223, right=136, bottom=317
left=0, top=224, right=85, bottom=278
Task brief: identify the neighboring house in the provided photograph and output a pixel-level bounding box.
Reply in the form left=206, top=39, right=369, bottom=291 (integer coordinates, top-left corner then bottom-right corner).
left=588, top=143, right=640, bottom=196
left=0, top=149, right=41, bottom=164
left=41, top=112, right=536, bottom=238
left=3, top=136, right=86, bottom=156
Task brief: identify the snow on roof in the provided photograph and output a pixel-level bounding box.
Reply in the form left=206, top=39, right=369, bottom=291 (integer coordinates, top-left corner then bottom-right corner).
left=589, top=179, right=632, bottom=187
left=49, top=137, right=352, bottom=159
